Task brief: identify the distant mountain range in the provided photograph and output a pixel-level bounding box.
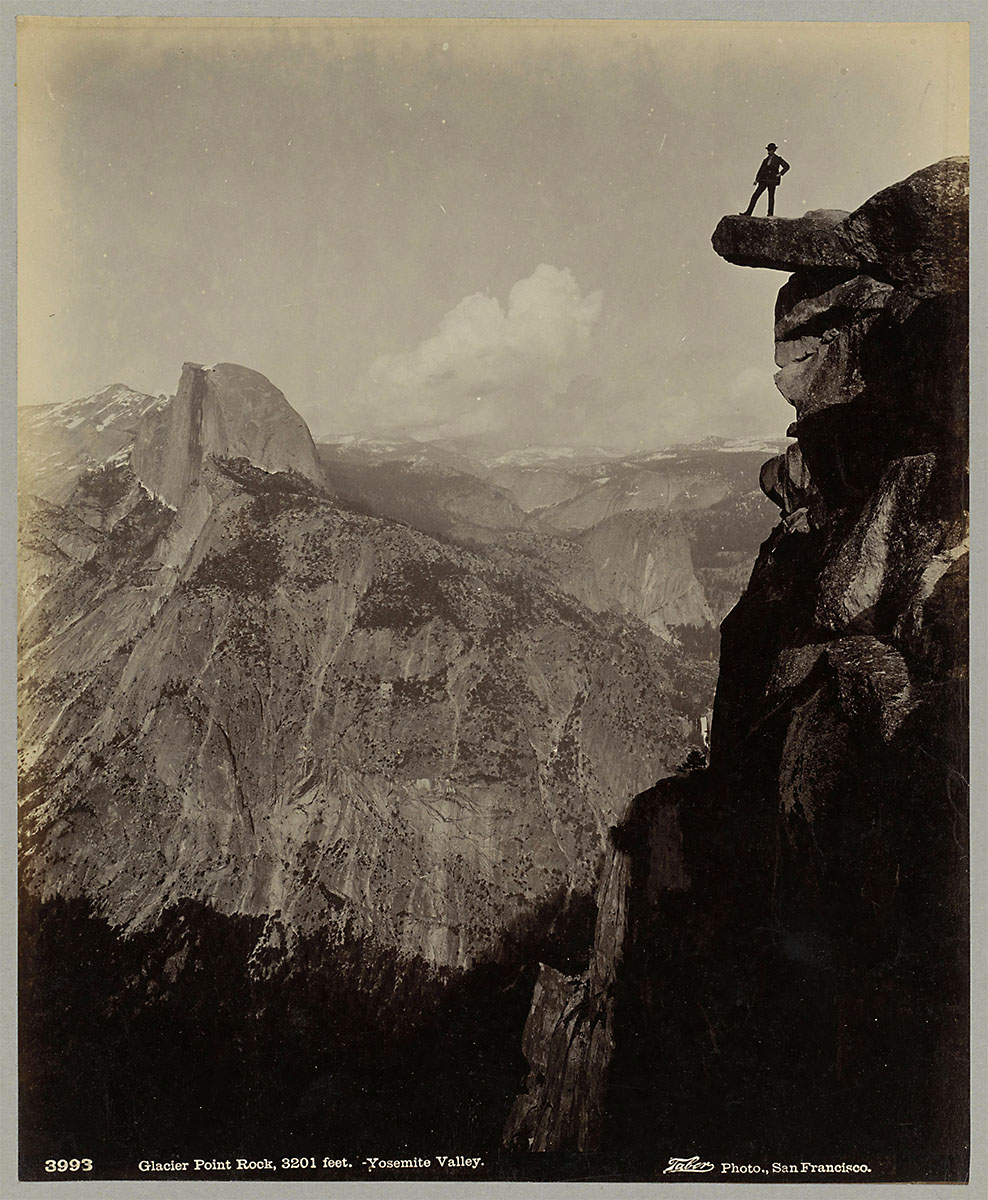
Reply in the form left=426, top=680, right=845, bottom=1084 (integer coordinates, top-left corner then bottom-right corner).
left=316, top=428, right=788, bottom=630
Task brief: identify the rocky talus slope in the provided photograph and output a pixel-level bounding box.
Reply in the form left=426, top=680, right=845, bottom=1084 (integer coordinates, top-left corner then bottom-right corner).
left=505, top=158, right=969, bottom=1180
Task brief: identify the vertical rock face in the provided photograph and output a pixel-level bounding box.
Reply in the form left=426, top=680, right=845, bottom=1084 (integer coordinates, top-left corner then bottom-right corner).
left=504, top=778, right=692, bottom=1152
left=506, top=159, right=969, bottom=1179
left=575, top=511, right=715, bottom=639
left=132, top=362, right=326, bottom=509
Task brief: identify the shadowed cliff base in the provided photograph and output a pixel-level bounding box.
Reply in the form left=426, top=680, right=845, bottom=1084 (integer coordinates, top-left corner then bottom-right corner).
left=22, top=873, right=961, bottom=1183
left=19, top=885, right=597, bottom=1177
left=504, top=157, right=969, bottom=1181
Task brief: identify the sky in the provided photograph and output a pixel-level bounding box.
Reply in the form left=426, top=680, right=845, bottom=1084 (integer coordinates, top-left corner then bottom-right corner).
left=17, top=17, right=969, bottom=451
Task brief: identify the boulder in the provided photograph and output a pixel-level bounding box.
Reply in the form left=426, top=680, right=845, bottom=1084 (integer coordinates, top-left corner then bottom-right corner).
left=825, top=635, right=914, bottom=743
left=778, top=688, right=850, bottom=823
left=772, top=274, right=898, bottom=417
left=814, top=453, right=940, bottom=632
left=759, top=441, right=814, bottom=516
left=839, top=157, right=969, bottom=297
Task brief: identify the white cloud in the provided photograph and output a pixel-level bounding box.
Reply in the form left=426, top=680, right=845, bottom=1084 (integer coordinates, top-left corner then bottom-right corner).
left=343, top=264, right=603, bottom=439
left=334, top=268, right=788, bottom=450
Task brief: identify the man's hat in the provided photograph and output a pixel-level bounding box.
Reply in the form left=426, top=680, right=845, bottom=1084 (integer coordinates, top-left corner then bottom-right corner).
left=766, top=142, right=778, bottom=151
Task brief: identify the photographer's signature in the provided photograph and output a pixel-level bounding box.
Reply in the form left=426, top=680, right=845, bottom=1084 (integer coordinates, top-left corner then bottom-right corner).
left=663, top=1156, right=715, bottom=1174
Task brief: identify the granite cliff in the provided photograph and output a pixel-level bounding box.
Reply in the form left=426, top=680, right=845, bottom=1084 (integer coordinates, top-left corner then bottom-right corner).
left=505, top=158, right=969, bottom=1181
left=132, top=361, right=326, bottom=509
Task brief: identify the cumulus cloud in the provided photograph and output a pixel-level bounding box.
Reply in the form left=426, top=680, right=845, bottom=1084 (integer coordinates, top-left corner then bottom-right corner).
left=344, top=264, right=603, bottom=441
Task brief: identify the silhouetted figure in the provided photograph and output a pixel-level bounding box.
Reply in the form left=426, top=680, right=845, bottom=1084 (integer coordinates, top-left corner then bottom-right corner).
left=741, top=143, right=790, bottom=216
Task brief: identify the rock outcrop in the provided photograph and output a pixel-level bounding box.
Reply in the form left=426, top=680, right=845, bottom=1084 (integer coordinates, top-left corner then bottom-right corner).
left=713, top=156, right=968, bottom=293
left=840, top=157, right=970, bottom=296
left=132, top=361, right=327, bottom=509
left=506, top=159, right=969, bottom=1180
left=712, top=208, right=858, bottom=272
left=504, top=778, right=692, bottom=1151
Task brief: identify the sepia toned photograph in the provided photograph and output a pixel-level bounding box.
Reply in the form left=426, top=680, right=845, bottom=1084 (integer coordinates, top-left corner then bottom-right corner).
left=13, top=9, right=972, bottom=1188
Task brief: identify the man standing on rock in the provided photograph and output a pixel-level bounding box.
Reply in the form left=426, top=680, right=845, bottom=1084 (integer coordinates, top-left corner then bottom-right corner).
left=741, top=143, right=790, bottom=216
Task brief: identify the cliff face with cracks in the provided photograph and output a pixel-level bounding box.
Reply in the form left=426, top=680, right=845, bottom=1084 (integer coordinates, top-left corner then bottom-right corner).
left=505, top=159, right=969, bottom=1179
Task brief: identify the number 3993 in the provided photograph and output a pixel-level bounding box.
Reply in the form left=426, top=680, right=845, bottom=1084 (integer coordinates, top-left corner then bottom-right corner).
left=45, top=1158, right=93, bottom=1173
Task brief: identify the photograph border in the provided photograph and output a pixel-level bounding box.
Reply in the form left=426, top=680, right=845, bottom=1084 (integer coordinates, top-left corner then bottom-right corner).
left=2, top=2, right=984, bottom=1198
